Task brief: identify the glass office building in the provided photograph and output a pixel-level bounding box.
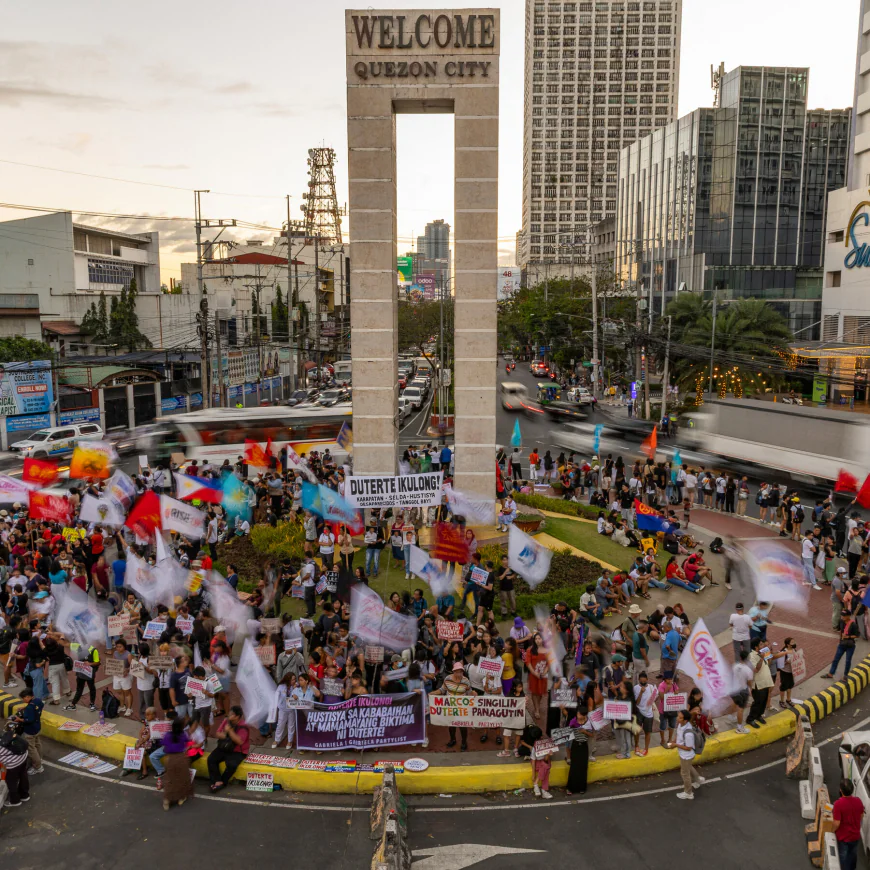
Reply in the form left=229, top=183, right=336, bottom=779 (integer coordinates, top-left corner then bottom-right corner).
left=616, top=66, right=850, bottom=338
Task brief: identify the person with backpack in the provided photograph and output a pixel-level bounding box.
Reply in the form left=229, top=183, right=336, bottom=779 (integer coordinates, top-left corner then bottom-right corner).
left=822, top=612, right=861, bottom=681
left=673, top=708, right=705, bottom=799
left=0, top=719, right=30, bottom=807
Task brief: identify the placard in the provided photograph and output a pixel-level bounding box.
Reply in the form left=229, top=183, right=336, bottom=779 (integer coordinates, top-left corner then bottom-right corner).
left=285, top=697, right=315, bottom=711
left=478, top=657, right=504, bottom=680
left=73, top=661, right=93, bottom=679
left=587, top=707, right=606, bottom=731
left=550, top=726, right=575, bottom=746
left=58, top=720, right=84, bottom=732
left=470, top=566, right=489, bottom=587
left=322, top=677, right=344, bottom=697
left=261, top=618, right=283, bottom=635
left=300, top=618, right=315, bottom=631
left=790, top=649, right=807, bottom=684
left=143, top=621, right=165, bottom=640
left=104, top=658, right=125, bottom=677
left=122, top=624, right=139, bottom=644
left=255, top=645, right=277, bottom=666
left=175, top=617, right=194, bottom=635
left=130, top=659, right=146, bottom=680
left=149, top=655, right=174, bottom=670
left=603, top=699, right=632, bottom=722
left=107, top=614, right=128, bottom=637
left=149, top=721, right=171, bottom=740
left=386, top=666, right=409, bottom=682
left=663, top=692, right=688, bottom=713
left=551, top=687, right=577, bottom=708
left=186, top=677, right=207, bottom=699
left=534, top=737, right=558, bottom=757
left=290, top=584, right=305, bottom=599
left=436, top=620, right=464, bottom=641
left=206, top=673, right=223, bottom=695
left=246, top=771, right=274, bottom=792
left=284, top=638, right=303, bottom=651
left=325, top=571, right=339, bottom=593
left=315, top=578, right=327, bottom=595
left=345, top=472, right=443, bottom=509
left=186, top=570, right=204, bottom=595
left=123, top=747, right=144, bottom=770
left=365, top=645, right=385, bottom=664
left=428, top=694, right=525, bottom=729
left=245, top=754, right=300, bottom=769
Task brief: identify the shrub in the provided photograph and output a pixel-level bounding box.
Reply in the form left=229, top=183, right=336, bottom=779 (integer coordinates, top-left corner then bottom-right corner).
left=514, top=492, right=601, bottom=521
left=250, top=521, right=306, bottom=561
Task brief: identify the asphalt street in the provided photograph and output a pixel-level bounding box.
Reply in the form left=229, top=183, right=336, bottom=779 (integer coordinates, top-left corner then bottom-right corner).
left=3, top=704, right=867, bottom=870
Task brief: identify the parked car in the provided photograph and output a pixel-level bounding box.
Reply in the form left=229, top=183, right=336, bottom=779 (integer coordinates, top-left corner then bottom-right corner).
left=9, top=423, right=104, bottom=458
left=402, top=386, right=425, bottom=411
left=316, top=388, right=350, bottom=408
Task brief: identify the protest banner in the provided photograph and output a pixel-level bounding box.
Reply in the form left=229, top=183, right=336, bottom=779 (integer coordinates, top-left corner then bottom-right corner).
left=296, top=693, right=425, bottom=751
left=478, top=657, right=504, bottom=679
left=106, top=614, right=128, bottom=637
left=551, top=726, right=575, bottom=746
left=791, top=648, right=807, bottom=684
left=122, top=624, right=139, bottom=645
left=284, top=638, right=303, bottom=650
left=123, top=748, right=144, bottom=770
left=676, top=617, right=735, bottom=702
left=175, top=617, right=193, bottom=635
left=104, top=658, right=125, bottom=677
left=130, top=660, right=146, bottom=680
left=255, top=645, right=277, bottom=666
left=159, top=494, right=205, bottom=539
left=365, top=645, right=385, bottom=664
left=469, top=566, right=490, bottom=587
left=246, top=772, right=274, bottom=792
left=149, top=721, right=171, bottom=740
left=142, top=621, right=165, bottom=640
left=587, top=707, right=606, bottom=731
left=436, top=621, right=464, bottom=641
left=322, top=677, right=344, bottom=697
left=73, top=661, right=93, bottom=679
left=386, top=666, right=409, bottom=682
left=550, top=687, right=577, bottom=708
left=428, top=694, right=525, bottom=729
left=431, top=522, right=473, bottom=564
left=245, top=754, right=300, bottom=770
left=149, top=655, right=174, bottom=670
left=534, top=737, right=558, bottom=757
left=603, top=699, right=632, bottom=721
left=345, top=472, right=443, bottom=509
left=260, top=618, right=283, bottom=635
left=186, top=677, right=207, bottom=699
left=663, top=692, right=688, bottom=713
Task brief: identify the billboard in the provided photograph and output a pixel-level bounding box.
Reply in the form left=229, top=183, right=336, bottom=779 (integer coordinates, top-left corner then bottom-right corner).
left=397, top=256, right=413, bottom=284
left=417, top=275, right=436, bottom=300
left=0, top=360, right=54, bottom=417
left=497, top=267, right=521, bottom=300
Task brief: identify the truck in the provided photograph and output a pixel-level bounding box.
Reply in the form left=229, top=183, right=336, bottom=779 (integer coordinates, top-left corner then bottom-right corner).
left=678, top=398, right=870, bottom=486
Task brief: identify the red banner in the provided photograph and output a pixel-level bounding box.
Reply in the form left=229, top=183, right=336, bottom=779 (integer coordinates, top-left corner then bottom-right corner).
left=431, top=522, right=474, bottom=564
left=29, top=491, right=72, bottom=525
left=835, top=469, right=859, bottom=493
left=22, top=457, right=59, bottom=486
left=124, top=491, right=161, bottom=539
left=857, top=475, right=870, bottom=510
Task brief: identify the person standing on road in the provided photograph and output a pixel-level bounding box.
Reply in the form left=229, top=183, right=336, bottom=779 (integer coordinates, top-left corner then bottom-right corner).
left=14, top=687, right=44, bottom=775
left=746, top=637, right=774, bottom=729
left=0, top=720, right=30, bottom=808
left=801, top=531, right=821, bottom=590
left=729, top=603, right=753, bottom=659
left=832, top=778, right=865, bottom=870
left=674, top=709, right=704, bottom=799
left=822, top=612, right=860, bottom=680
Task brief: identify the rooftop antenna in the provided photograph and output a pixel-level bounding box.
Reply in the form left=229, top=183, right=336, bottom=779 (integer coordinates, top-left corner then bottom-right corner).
left=711, top=62, right=725, bottom=108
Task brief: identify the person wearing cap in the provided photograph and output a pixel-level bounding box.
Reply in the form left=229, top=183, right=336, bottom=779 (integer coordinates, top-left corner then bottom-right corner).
left=440, top=661, right=472, bottom=751
left=831, top=566, right=849, bottom=631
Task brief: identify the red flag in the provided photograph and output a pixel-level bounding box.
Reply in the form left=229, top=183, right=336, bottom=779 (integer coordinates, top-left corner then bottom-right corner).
left=641, top=426, right=657, bottom=461
left=835, top=469, right=860, bottom=493
left=244, top=439, right=269, bottom=468
left=29, top=491, right=72, bottom=525
left=265, top=438, right=282, bottom=473
left=22, top=457, right=59, bottom=486
left=432, top=522, right=473, bottom=564
left=857, top=475, right=870, bottom=509
left=124, top=491, right=161, bottom=539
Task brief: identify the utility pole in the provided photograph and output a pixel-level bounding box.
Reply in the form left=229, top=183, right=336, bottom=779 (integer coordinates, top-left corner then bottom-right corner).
left=708, top=292, right=719, bottom=396
left=313, top=239, right=321, bottom=374
left=660, top=315, right=672, bottom=425
left=286, top=195, right=295, bottom=388
left=214, top=309, right=223, bottom=408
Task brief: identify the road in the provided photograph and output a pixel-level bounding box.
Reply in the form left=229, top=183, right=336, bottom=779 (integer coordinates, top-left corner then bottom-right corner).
left=3, top=704, right=866, bottom=869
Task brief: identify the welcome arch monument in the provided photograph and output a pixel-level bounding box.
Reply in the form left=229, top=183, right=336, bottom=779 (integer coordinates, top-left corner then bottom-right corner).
left=346, top=9, right=499, bottom=497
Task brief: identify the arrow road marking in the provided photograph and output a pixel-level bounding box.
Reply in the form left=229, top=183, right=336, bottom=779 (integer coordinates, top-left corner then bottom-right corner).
left=411, top=844, right=546, bottom=869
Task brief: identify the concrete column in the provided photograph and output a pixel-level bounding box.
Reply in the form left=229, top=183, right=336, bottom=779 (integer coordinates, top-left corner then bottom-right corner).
left=126, top=384, right=135, bottom=430
left=453, top=91, right=499, bottom=497
left=98, top=387, right=106, bottom=432
left=154, top=382, right=162, bottom=418
left=347, top=87, right=399, bottom=476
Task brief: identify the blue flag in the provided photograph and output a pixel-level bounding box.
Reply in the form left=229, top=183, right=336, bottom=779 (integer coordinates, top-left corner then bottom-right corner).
left=511, top=419, right=522, bottom=448
left=222, top=474, right=251, bottom=523
left=593, top=424, right=602, bottom=455
left=301, top=482, right=362, bottom=533
left=336, top=421, right=353, bottom=453
left=672, top=448, right=682, bottom=468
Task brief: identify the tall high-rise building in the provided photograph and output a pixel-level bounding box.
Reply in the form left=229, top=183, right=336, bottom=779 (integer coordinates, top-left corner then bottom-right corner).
left=416, top=219, right=451, bottom=294
left=519, top=0, right=682, bottom=284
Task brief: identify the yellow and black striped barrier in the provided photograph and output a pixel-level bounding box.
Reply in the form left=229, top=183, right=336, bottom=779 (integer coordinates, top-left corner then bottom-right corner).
left=0, top=690, right=25, bottom=720
left=793, top=655, right=870, bottom=724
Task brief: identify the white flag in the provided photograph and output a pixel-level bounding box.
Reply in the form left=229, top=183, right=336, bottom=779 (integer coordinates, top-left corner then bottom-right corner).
left=534, top=605, right=566, bottom=678
left=204, top=571, right=251, bottom=644
left=508, top=524, right=552, bottom=588
left=444, top=485, right=496, bottom=526
left=154, top=533, right=189, bottom=604
left=676, top=617, right=735, bottom=703
left=124, top=549, right=180, bottom=610
left=105, top=469, right=137, bottom=512
left=408, top=544, right=454, bottom=597
left=740, top=539, right=810, bottom=612
left=284, top=444, right=317, bottom=483
left=193, top=642, right=203, bottom=670
left=55, top=585, right=109, bottom=648
left=236, top=639, right=277, bottom=727
left=79, top=493, right=126, bottom=527
left=349, top=582, right=418, bottom=652
left=159, top=494, right=205, bottom=539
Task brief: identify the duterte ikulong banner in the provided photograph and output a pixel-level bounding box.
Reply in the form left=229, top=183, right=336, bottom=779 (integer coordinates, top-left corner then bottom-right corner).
left=345, top=472, right=443, bottom=509
left=428, top=694, right=525, bottom=729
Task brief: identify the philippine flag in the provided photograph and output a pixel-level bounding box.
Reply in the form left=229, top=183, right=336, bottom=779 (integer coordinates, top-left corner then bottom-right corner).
left=173, top=471, right=223, bottom=504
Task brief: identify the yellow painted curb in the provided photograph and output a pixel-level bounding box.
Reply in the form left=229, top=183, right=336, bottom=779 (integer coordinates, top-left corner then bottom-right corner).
left=534, top=532, right=621, bottom=573
left=41, top=709, right=795, bottom=795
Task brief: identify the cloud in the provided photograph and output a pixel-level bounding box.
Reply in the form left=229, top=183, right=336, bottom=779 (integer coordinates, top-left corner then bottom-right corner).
left=252, top=100, right=343, bottom=118
left=144, top=163, right=191, bottom=171
left=0, top=81, right=116, bottom=108
left=27, top=132, right=91, bottom=155
left=216, top=81, right=254, bottom=94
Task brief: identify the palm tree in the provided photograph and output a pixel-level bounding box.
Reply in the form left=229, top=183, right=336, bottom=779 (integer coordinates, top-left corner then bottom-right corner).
left=666, top=296, right=793, bottom=401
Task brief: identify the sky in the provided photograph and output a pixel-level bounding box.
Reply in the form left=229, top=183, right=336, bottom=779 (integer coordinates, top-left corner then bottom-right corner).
left=0, top=0, right=860, bottom=283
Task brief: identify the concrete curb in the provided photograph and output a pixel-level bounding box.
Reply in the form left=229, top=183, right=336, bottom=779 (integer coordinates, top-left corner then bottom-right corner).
left=793, top=653, right=870, bottom=724
left=39, top=709, right=796, bottom=795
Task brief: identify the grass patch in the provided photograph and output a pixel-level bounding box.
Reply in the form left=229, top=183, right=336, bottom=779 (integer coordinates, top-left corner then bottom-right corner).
left=542, top=517, right=654, bottom=573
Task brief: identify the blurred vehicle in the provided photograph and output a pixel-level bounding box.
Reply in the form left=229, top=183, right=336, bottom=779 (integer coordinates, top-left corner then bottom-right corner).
left=531, top=362, right=549, bottom=378
left=9, top=423, right=104, bottom=458
left=316, top=388, right=350, bottom=408
left=402, top=386, right=425, bottom=411
left=536, top=384, right=562, bottom=405
left=285, top=389, right=318, bottom=407
left=839, top=730, right=870, bottom=850
left=569, top=387, right=593, bottom=406
left=332, top=360, right=352, bottom=384
left=543, top=401, right=587, bottom=423
left=500, top=382, right=529, bottom=411
left=397, top=397, right=412, bottom=423
left=398, top=375, right=407, bottom=389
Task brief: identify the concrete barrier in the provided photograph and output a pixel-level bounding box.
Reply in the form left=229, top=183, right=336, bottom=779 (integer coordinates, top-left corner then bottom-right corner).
left=786, top=714, right=814, bottom=779
left=370, top=766, right=411, bottom=870
left=805, top=785, right=833, bottom=868
left=793, top=655, right=870, bottom=724
left=822, top=832, right=841, bottom=870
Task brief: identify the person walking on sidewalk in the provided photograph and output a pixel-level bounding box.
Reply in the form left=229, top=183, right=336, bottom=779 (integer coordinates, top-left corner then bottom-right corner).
left=822, top=613, right=860, bottom=681
left=674, top=709, right=705, bottom=799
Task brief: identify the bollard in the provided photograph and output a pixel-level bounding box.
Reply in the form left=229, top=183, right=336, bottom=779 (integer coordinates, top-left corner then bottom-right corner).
left=786, top=714, right=814, bottom=779
left=822, top=832, right=841, bottom=870
left=370, top=765, right=411, bottom=870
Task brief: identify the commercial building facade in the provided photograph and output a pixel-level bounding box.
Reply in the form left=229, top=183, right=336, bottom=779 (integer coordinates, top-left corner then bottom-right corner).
left=616, top=66, right=850, bottom=337
left=416, top=219, right=452, bottom=295
left=519, top=0, right=682, bottom=284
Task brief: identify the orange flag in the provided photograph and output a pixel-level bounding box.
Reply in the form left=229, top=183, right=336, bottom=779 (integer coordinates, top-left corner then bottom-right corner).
left=244, top=439, right=269, bottom=468
left=641, top=426, right=657, bottom=461
left=22, top=457, right=59, bottom=486
left=69, top=442, right=112, bottom=479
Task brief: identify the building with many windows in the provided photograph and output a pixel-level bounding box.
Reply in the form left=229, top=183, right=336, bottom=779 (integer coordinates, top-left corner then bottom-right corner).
left=519, top=0, right=682, bottom=285
left=615, top=66, right=850, bottom=337
left=415, top=219, right=451, bottom=295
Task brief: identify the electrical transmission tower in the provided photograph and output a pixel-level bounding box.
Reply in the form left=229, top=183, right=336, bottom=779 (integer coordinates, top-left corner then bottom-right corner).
left=302, top=147, right=343, bottom=245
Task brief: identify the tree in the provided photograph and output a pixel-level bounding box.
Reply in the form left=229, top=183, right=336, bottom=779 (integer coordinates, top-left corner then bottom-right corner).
left=96, top=291, right=109, bottom=339
left=0, top=337, right=53, bottom=363
left=80, top=302, right=100, bottom=336
left=271, top=286, right=289, bottom=342
left=398, top=298, right=453, bottom=375
left=106, top=280, right=151, bottom=351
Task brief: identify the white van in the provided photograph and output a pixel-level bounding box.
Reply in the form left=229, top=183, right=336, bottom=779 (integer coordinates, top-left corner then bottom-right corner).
left=10, top=423, right=104, bottom=458
left=500, top=382, right=529, bottom=411
left=402, top=386, right=425, bottom=411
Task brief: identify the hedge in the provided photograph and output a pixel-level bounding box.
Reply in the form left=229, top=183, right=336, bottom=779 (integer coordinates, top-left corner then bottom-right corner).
left=514, top=492, right=601, bottom=521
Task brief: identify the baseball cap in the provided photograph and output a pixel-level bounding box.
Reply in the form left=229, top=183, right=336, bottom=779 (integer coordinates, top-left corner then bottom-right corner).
left=837, top=566, right=848, bottom=575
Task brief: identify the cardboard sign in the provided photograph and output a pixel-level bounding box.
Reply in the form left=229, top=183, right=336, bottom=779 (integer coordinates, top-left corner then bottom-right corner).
left=436, top=621, right=464, bottom=641
left=138, top=455, right=149, bottom=469
left=290, top=584, right=305, bottom=599
left=315, top=578, right=327, bottom=595
left=73, top=661, right=93, bottom=679
left=175, top=617, right=194, bottom=636
left=551, top=726, right=575, bottom=746
left=790, top=649, right=807, bottom=684
left=130, top=659, right=146, bottom=680
left=261, top=618, right=283, bottom=635
left=143, top=621, right=165, bottom=640
left=122, top=624, right=139, bottom=644
left=551, top=687, right=577, bottom=708
left=284, top=638, right=303, bottom=651
left=478, top=657, right=504, bottom=679
left=186, top=570, right=204, bottom=595
left=326, top=571, right=339, bottom=593
left=123, top=747, right=144, bottom=770
left=245, top=754, right=300, bottom=769
left=587, top=707, right=607, bottom=731
left=470, top=566, right=489, bottom=587
left=58, top=720, right=84, bottom=732
left=246, top=772, right=275, bottom=792
left=104, top=658, right=125, bottom=677
left=255, top=645, right=277, bottom=666
left=206, top=673, right=223, bottom=695
left=107, top=614, right=128, bottom=637
left=149, top=655, right=174, bottom=670
left=603, top=699, right=632, bottom=722
left=300, top=619, right=315, bottom=631
left=285, top=697, right=314, bottom=711
left=322, top=677, right=344, bottom=697
left=149, top=721, right=171, bottom=740
left=365, top=645, right=385, bottom=664
left=186, top=677, right=207, bottom=699
left=663, top=692, right=688, bottom=713
left=533, top=737, right=558, bottom=757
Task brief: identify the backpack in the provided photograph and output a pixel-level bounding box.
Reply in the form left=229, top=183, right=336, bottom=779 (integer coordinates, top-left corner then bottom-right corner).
left=795, top=505, right=805, bottom=523
left=691, top=723, right=707, bottom=755
left=101, top=690, right=121, bottom=720
left=709, top=537, right=724, bottom=554
left=0, top=726, right=27, bottom=755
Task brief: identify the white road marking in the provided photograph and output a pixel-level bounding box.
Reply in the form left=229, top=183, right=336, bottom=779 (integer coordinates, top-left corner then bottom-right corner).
left=411, top=844, right=545, bottom=869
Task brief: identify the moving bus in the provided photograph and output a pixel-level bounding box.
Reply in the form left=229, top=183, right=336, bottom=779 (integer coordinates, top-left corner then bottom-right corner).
left=149, top=405, right=352, bottom=467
